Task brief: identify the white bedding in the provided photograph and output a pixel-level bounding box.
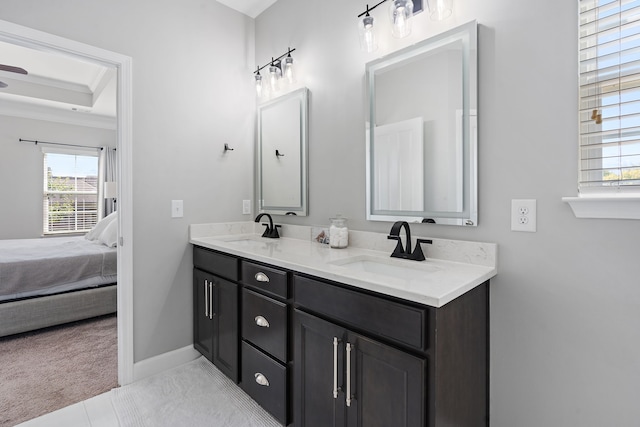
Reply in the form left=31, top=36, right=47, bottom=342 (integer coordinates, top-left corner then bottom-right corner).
left=0, top=236, right=117, bottom=302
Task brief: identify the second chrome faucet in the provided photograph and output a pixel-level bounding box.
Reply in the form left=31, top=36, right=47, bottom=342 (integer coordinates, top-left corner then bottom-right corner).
left=387, top=221, right=432, bottom=261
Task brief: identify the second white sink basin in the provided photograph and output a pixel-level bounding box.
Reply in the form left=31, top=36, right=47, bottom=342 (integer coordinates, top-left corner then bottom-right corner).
left=329, top=255, right=440, bottom=281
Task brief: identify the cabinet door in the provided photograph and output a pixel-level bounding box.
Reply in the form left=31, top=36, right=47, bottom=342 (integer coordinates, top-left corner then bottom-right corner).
left=212, top=276, right=239, bottom=383
left=346, top=332, right=425, bottom=427
left=193, top=268, right=214, bottom=360
left=294, top=310, right=347, bottom=427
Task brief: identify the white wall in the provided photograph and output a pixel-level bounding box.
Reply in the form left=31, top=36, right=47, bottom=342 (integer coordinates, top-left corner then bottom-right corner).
left=0, top=0, right=255, bottom=362
left=255, top=0, right=640, bottom=425
left=0, top=116, right=116, bottom=239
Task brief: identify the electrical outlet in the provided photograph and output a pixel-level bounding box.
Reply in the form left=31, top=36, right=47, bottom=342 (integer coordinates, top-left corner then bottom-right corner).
left=242, top=200, right=251, bottom=215
left=511, top=199, right=536, bottom=232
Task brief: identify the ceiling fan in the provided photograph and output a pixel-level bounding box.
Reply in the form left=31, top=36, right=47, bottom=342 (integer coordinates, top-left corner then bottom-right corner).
left=0, top=64, right=28, bottom=88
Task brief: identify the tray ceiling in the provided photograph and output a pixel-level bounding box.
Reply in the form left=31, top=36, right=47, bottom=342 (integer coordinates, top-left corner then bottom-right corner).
left=0, top=40, right=116, bottom=129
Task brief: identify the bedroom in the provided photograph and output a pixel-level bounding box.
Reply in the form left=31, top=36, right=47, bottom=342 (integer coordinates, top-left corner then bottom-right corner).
left=0, top=40, right=119, bottom=395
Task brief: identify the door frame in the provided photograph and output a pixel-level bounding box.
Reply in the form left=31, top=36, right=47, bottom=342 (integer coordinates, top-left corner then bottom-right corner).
left=0, top=19, right=135, bottom=385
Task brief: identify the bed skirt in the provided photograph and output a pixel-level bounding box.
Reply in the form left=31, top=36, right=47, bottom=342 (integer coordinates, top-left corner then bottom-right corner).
left=0, top=284, right=117, bottom=338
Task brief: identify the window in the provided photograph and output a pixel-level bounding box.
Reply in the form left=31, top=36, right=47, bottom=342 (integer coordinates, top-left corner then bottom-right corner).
left=43, top=150, right=99, bottom=234
left=579, top=0, right=640, bottom=195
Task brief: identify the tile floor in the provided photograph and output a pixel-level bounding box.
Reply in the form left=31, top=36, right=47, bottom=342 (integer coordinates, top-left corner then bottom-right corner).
left=16, top=391, right=119, bottom=427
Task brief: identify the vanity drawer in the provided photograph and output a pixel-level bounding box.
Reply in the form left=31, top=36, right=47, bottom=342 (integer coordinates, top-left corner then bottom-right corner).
left=241, top=261, right=288, bottom=299
left=193, top=246, right=238, bottom=281
left=242, top=289, right=288, bottom=362
left=294, top=274, right=428, bottom=352
left=241, top=341, right=287, bottom=425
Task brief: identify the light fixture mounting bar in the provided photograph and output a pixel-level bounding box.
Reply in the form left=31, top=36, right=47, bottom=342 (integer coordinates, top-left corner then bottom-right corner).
left=254, top=47, right=296, bottom=75
left=357, top=0, right=388, bottom=18
left=357, top=0, right=423, bottom=17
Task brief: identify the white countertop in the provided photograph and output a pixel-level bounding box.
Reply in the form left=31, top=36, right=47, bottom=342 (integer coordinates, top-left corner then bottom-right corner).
left=189, top=222, right=497, bottom=308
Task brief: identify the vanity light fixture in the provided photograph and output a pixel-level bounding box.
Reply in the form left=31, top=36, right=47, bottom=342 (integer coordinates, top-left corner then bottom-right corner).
left=254, top=68, right=263, bottom=97
left=283, top=48, right=296, bottom=84
left=269, top=58, right=282, bottom=92
left=358, top=6, right=378, bottom=52
left=358, top=0, right=454, bottom=51
left=426, top=0, right=452, bottom=21
left=253, top=47, right=296, bottom=97
left=357, top=0, right=416, bottom=52
left=389, top=0, right=414, bottom=38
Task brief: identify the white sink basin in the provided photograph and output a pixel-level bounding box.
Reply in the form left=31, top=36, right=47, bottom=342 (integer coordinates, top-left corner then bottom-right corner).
left=218, top=237, right=279, bottom=248
left=329, top=255, right=440, bottom=281
left=225, top=238, right=262, bottom=245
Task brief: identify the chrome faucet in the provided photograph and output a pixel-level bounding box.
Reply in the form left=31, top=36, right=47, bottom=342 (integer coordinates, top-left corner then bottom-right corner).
left=387, top=221, right=432, bottom=261
left=254, top=213, right=281, bottom=238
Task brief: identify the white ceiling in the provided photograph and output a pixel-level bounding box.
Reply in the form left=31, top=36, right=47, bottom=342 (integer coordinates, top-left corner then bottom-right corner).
left=0, top=1, right=276, bottom=129
left=215, top=0, right=279, bottom=18
left=0, top=40, right=117, bottom=129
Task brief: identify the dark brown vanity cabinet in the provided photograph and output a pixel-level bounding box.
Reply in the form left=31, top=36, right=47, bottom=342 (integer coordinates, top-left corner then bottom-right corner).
left=293, top=274, right=489, bottom=427
left=239, top=261, right=290, bottom=425
left=193, top=247, right=239, bottom=383
left=294, top=309, right=425, bottom=427
left=193, top=245, right=489, bottom=427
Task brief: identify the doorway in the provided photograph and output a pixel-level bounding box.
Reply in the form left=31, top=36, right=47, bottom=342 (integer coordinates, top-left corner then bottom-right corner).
left=0, top=18, right=134, bottom=385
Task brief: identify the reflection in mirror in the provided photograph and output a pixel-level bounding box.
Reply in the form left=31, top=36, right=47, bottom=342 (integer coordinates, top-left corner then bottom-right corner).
left=366, top=20, right=477, bottom=226
left=257, top=87, right=309, bottom=216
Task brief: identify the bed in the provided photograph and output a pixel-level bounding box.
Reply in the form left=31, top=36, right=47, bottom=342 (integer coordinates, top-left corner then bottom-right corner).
left=0, top=213, right=118, bottom=337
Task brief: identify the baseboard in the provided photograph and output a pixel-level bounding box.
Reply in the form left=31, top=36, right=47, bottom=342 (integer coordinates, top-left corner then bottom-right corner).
left=132, top=345, right=200, bottom=382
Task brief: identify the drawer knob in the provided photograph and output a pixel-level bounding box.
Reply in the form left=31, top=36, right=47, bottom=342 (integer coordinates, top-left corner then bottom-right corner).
left=255, top=315, right=270, bottom=328
left=255, top=272, right=270, bottom=282
left=254, top=372, right=270, bottom=387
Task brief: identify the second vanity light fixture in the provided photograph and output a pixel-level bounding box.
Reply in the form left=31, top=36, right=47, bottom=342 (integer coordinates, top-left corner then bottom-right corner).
left=254, top=47, right=296, bottom=97
left=357, top=0, right=453, bottom=53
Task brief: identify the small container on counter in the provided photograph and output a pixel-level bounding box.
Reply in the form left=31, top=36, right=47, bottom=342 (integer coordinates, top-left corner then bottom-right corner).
left=329, top=217, right=348, bottom=249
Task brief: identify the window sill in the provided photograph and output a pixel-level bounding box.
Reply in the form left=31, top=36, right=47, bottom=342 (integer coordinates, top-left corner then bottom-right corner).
left=562, top=196, right=640, bottom=220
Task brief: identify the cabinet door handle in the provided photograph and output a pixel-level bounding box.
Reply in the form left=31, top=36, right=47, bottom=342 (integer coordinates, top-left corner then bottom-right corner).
left=204, top=280, right=208, bottom=317
left=255, top=315, right=270, bottom=328
left=254, top=272, right=270, bottom=282
left=333, top=337, right=339, bottom=399
left=346, top=342, right=352, bottom=407
left=254, top=372, right=270, bottom=386
left=209, top=282, right=213, bottom=320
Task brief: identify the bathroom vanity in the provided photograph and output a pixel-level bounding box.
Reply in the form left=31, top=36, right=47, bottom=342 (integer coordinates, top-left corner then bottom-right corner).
left=190, top=223, right=496, bottom=427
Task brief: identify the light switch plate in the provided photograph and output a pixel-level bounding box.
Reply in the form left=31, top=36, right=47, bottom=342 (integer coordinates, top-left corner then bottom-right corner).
left=171, top=200, right=184, bottom=218
left=242, top=200, right=251, bottom=215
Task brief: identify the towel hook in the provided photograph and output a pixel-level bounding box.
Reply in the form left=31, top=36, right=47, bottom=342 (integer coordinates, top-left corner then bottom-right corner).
left=224, top=143, right=234, bottom=152
left=275, top=149, right=284, bottom=157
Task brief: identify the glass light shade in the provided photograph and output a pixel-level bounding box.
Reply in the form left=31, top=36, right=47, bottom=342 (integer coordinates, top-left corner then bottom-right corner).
left=255, top=73, right=263, bottom=97
left=284, top=56, right=296, bottom=84
left=427, top=0, right=452, bottom=20
left=389, top=0, right=414, bottom=38
left=358, top=14, right=378, bottom=53
left=269, top=61, right=282, bottom=92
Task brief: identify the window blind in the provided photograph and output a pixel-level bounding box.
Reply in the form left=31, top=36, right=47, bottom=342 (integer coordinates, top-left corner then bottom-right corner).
left=43, top=152, right=99, bottom=234
left=579, top=0, right=640, bottom=194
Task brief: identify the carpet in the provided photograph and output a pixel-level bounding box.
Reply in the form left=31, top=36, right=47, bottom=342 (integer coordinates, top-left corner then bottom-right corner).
left=112, top=357, right=281, bottom=427
left=0, top=314, right=117, bottom=427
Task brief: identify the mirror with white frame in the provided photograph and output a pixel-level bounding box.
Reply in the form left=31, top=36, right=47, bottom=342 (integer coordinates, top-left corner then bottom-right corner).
left=366, top=20, right=477, bottom=226
left=257, top=87, right=309, bottom=216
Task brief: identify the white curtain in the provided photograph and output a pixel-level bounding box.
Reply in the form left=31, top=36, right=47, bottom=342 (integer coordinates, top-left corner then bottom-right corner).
left=99, top=147, right=118, bottom=217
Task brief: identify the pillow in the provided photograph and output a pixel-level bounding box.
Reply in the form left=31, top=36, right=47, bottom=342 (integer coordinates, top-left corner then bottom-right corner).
left=97, top=217, right=118, bottom=247
left=85, top=211, right=117, bottom=241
